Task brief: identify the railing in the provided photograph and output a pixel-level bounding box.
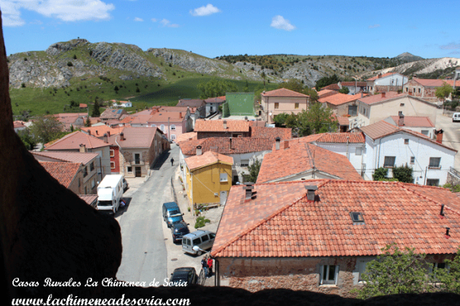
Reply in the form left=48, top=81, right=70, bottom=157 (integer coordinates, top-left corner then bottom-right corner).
left=449, top=167, right=460, bottom=179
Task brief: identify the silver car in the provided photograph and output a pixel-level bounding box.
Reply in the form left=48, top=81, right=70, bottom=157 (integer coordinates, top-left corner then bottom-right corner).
left=182, top=230, right=215, bottom=256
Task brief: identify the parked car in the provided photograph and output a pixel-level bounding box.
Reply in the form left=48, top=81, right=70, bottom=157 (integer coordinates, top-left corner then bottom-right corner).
left=453, top=112, right=460, bottom=122
left=171, top=221, right=190, bottom=243
left=182, top=230, right=216, bottom=256
left=162, top=202, right=184, bottom=228
left=169, top=267, right=197, bottom=286
left=122, top=178, right=129, bottom=192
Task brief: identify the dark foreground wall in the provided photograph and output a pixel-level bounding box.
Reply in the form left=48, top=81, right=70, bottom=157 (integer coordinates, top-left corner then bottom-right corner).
left=0, top=12, right=459, bottom=306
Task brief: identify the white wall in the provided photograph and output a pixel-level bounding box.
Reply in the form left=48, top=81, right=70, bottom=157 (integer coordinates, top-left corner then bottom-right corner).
left=363, top=132, right=456, bottom=185
left=315, top=143, right=365, bottom=176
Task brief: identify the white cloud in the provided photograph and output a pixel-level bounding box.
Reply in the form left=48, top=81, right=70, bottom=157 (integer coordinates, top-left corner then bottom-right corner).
left=270, top=15, right=295, bottom=31
left=151, top=18, right=157, bottom=22
left=368, top=24, right=381, bottom=29
left=190, top=4, right=221, bottom=17
left=134, top=17, right=143, bottom=22
left=160, top=19, right=179, bottom=28
left=440, top=42, right=460, bottom=50
left=1, top=0, right=115, bottom=27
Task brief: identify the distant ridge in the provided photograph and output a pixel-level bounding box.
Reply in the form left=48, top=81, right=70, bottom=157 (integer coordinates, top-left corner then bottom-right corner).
left=395, top=52, right=424, bottom=62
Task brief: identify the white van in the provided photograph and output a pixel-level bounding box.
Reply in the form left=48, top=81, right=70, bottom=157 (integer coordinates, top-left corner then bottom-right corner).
left=182, top=230, right=215, bottom=256
left=453, top=113, right=460, bottom=122
left=97, top=174, right=124, bottom=214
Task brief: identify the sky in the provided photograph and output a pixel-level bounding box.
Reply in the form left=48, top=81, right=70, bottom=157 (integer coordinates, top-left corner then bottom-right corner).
left=1, top=0, right=459, bottom=59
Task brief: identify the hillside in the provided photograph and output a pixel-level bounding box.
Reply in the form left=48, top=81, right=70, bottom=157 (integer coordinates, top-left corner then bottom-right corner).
left=7, top=38, right=460, bottom=117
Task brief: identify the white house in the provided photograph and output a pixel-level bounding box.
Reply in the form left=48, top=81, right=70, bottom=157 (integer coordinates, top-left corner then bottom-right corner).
left=366, top=72, right=408, bottom=94
left=359, top=120, right=457, bottom=186
left=112, top=100, right=133, bottom=108
left=384, top=114, right=436, bottom=139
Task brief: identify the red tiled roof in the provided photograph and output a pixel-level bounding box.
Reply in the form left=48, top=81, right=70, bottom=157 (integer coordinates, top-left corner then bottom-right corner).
left=81, top=125, right=124, bottom=137
left=117, top=127, right=158, bottom=149
left=185, top=151, right=233, bottom=171
left=389, top=116, right=435, bottom=128
left=204, top=96, right=226, bottom=103
left=257, top=142, right=363, bottom=183
left=358, top=92, right=405, bottom=105
left=359, top=121, right=457, bottom=152
left=250, top=126, right=292, bottom=140
left=321, top=83, right=340, bottom=91
left=179, top=137, right=275, bottom=155
left=148, top=111, right=186, bottom=123
left=337, top=116, right=350, bottom=126
left=175, top=132, right=197, bottom=143
left=211, top=180, right=460, bottom=258
left=340, top=81, right=367, bottom=87
left=317, top=89, right=338, bottom=99
left=45, top=131, right=110, bottom=150
left=318, top=93, right=359, bottom=106
left=412, top=78, right=457, bottom=88
left=32, top=151, right=99, bottom=165
left=295, top=132, right=365, bottom=144
left=39, top=161, right=81, bottom=188
left=261, top=88, right=309, bottom=98
left=194, top=119, right=250, bottom=133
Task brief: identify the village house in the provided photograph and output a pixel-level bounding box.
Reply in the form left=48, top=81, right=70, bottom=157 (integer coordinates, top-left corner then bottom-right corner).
left=177, top=99, right=206, bottom=119
left=99, top=108, right=128, bottom=121
left=366, top=72, right=408, bottom=94
left=403, top=78, right=458, bottom=103
left=38, top=161, right=84, bottom=195
left=359, top=120, right=457, bottom=185
left=147, top=109, right=193, bottom=141
left=260, top=88, right=310, bottom=125
left=256, top=138, right=363, bottom=183
left=194, top=119, right=251, bottom=139
left=384, top=114, right=436, bottom=139
left=184, top=150, right=233, bottom=206
left=351, top=92, right=438, bottom=129
left=204, top=96, right=226, bottom=117
left=111, top=127, right=169, bottom=177
left=210, top=179, right=460, bottom=297
left=44, top=131, right=111, bottom=178
left=111, top=100, right=133, bottom=108
left=32, top=151, right=101, bottom=194
left=338, top=81, right=367, bottom=95
left=52, top=113, right=90, bottom=131
left=318, top=92, right=361, bottom=117
left=13, top=120, right=27, bottom=133
left=81, top=125, right=124, bottom=139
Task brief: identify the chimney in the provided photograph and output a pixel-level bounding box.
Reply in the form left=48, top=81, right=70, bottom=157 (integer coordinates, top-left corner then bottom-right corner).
left=381, top=92, right=386, bottom=98
left=79, top=144, right=86, bottom=153
left=398, top=112, right=404, bottom=126
left=196, top=145, right=202, bottom=156
left=229, top=137, right=233, bottom=150
left=88, top=130, right=91, bottom=135
left=180, top=112, right=183, bottom=118
left=284, top=140, right=289, bottom=150
left=223, top=120, right=227, bottom=129
left=440, top=204, right=445, bottom=216
left=446, top=227, right=450, bottom=237
left=378, top=73, right=382, bottom=78
left=120, top=132, right=124, bottom=141
left=305, top=185, right=317, bottom=201
left=435, top=129, right=444, bottom=144
left=107, top=131, right=110, bottom=137
left=275, top=137, right=280, bottom=150
left=244, top=183, right=256, bottom=202
left=103, top=133, right=108, bottom=143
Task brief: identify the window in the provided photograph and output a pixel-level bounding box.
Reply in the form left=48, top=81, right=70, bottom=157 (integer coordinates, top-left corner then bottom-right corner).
left=418, top=88, right=421, bottom=93
left=350, top=212, right=364, bottom=223
left=421, top=130, right=429, bottom=136
left=295, top=103, right=299, bottom=109
left=127, top=166, right=132, bottom=173
left=110, top=162, right=115, bottom=169
left=220, top=173, right=228, bottom=182
left=355, top=260, right=369, bottom=283
left=320, top=265, right=339, bottom=285
left=410, top=156, right=415, bottom=164
left=160, top=124, right=165, bottom=131
left=110, top=149, right=115, bottom=157
left=429, top=157, right=441, bottom=168
left=384, top=156, right=396, bottom=168
left=240, top=159, right=249, bottom=167
left=90, top=161, right=95, bottom=171
left=404, top=139, right=409, bottom=144
left=406, top=87, right=409, bottom=92
left=91, top=179, right=96, bottom=189
left=274, top=103, right=279, bottom=109
left=171, top=134, right=176, bottom=140
left=400, top=103, right=405, bottom=107
left=134, top=153, right=141, bottom=164
left=83, top=166, right=88, bottom=177
left=348, top=105, right=357, bottom=116
left=355, top=147, right=363, bottom=156
left=201, top=235, right=209, bottom=242
left=170, top=124, right=176, bottom=130
left=426, top=179, right=439, bottom=186
left=151, top=124, right=156, bottom=127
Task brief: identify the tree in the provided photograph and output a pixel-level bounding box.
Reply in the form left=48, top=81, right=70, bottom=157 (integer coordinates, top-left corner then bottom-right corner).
left=315, top=74, right=340, bottom=91
left=435, top=248, right=460, bottom=294
left=355, top=244, right=431, bottom=299
left=197, top=78, right=237, bottom=99
left=372, top=167, right=388, bottom=181
left=339, top=87, right=350, bottom=94
left=278, top=79, right=304, bottom=93
left=114, top=85, right=119, bottom=94
left=296, top=102, right=338, bottom=136
left=436, top=83, right=453, bottom=102
left=392, top=164, right=413, bottom=183
left=18, top=128, right=37, bottom=150
left=91, top=98, right=101, bottom=117
left=247, top=159, right=261, bottom=183
left=273, top=113, right=290, bottom=127
left=29, top=115, right=64, bottom=144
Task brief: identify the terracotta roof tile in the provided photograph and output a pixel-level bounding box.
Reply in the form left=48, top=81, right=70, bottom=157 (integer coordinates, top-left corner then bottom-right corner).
left=39, top=161, right=81, bottom=188
left=261, top=88, right=309, bottom=97
left=32, top=151, right=99, bottom=165
left=45, top=131, right=110, bottom=150
left=413, top=78, right=458, bottom=87
left=257, top=142, right=363, bottom=183
left=367, top=72, right=399, bottom=81
left=250, top=126, right=292, bottom=140
left=212, top=180, right=460, bottom=258
left=179, top=137, right=275, bottom=155
left=293, top=132, right=365, bottom=144
left=358, top=92, right=405, bottom=105
left=194, top=119, right=250, bottom=133
left=117, top=127, right=158, bottom=148
left=318, top=93, right=360, bottom=106
left=389, top=116, right=435, bottom=128
left=81, top=125, right=124, bottom=137
left=185, top=151, right=233, bottom=170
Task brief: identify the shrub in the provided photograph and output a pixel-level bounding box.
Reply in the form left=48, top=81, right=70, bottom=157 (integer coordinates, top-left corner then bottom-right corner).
left=195, top=216, right=210, bottom=229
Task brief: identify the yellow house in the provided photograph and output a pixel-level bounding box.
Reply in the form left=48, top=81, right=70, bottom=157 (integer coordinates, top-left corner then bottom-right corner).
left=184, top=150, right=233, bottom=206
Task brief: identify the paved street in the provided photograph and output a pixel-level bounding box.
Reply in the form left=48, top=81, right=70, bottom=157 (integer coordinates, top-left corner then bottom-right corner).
left=435, top=110, right=460, bottom=168
left=115, top=145, right=177, bottom=286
